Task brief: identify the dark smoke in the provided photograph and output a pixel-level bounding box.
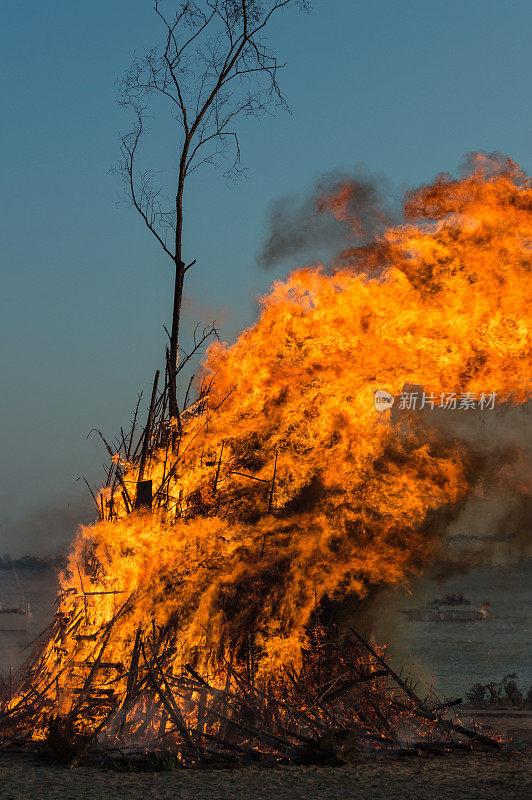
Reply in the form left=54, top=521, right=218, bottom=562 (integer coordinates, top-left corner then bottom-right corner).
left=395, top=398, right=532, bottom=572
left=256, top=170, right=397, bottom=269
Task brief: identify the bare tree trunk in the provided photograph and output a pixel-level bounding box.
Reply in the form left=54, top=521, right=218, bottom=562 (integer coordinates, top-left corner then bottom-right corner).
left=168, top=259, right=184, bottom=418
left=168, top=165, right=187, bottom=419
left=119, top=1, right=299, bottom=419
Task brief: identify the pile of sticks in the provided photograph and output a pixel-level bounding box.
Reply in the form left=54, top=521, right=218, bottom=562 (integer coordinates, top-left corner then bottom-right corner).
left=0, top=614, right=501, bottom=766
left=85, top=325, right=221, bottom=522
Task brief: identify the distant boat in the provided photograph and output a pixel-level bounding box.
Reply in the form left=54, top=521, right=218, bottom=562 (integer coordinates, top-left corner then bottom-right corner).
left=0, top=601, right=31, bottom=631
left=0, top=527, right=31, bottom=631
left=401, top=593, right=489, bottom=622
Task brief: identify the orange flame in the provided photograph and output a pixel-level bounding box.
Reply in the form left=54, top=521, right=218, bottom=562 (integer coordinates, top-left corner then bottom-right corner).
left=10, top=153, right=531, bottom=737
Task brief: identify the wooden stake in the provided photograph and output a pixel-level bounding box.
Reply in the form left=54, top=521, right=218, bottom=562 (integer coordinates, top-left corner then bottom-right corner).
left=268, top=450, right=278, bottom=512
left=136, top=370, right=160, bottom=491
left=213, top=440, right=225, bottom=493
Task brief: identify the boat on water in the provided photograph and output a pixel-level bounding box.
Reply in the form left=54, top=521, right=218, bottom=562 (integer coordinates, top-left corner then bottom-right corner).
left=0, top=601, right=31, bottom=631
left=401, top=593, right=489, bottom=622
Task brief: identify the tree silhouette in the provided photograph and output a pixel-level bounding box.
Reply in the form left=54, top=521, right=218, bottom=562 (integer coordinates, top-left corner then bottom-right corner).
left=118, top=0, right=308, bottom=417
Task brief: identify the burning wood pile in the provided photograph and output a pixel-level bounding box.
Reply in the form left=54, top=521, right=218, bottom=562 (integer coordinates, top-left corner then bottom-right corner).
left=1, top=614, right=501, bottom=766
left=0, top=154, right=529, bottom=765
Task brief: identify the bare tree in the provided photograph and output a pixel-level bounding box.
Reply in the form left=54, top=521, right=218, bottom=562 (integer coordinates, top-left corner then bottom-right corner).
left=118, top=0, right=308, bottom=417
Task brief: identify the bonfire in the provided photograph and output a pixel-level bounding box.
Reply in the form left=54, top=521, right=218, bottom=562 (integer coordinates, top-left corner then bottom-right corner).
left=0, top=154, right=529, bottom=765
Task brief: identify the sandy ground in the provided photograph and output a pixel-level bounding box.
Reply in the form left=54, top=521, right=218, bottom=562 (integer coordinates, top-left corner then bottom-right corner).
left=0, top=711, right=529, bottom=800
left=0, top=750, right=529, bottom=800
left=457, top=707, right=532, bottom=743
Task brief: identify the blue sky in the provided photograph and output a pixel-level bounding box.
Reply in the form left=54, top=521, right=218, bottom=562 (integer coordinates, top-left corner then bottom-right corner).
left=1, top=0, right=531, bottom=554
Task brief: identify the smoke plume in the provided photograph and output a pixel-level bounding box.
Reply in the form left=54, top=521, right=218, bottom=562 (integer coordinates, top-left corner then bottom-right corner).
left=256, top=170, right=397, bottom=269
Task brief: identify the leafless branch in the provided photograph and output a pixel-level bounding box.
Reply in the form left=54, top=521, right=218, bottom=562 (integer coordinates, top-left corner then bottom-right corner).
left=118, top=1, right=304, bottom=247
left=116, top=1, right=309, bottom=408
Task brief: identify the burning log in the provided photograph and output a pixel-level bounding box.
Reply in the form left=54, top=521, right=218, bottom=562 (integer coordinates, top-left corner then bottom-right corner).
left=320, top=670, right=388, bottom=703
left=134, top=480, right=153, bottom=510
left=432, top=698, right=462, bottom=713
left=351, top=631, right=501, bottom=750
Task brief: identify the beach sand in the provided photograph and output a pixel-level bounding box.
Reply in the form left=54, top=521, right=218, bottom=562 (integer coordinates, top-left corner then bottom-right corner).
left=0, top=749, right=529, bottom=800
left=0, top=709, right=529, bottom=800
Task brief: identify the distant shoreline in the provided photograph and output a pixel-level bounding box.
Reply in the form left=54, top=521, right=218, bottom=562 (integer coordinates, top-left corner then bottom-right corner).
left=1, top=554, right=530, bottom=574
left=0, top=554, right=66, bottom=572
